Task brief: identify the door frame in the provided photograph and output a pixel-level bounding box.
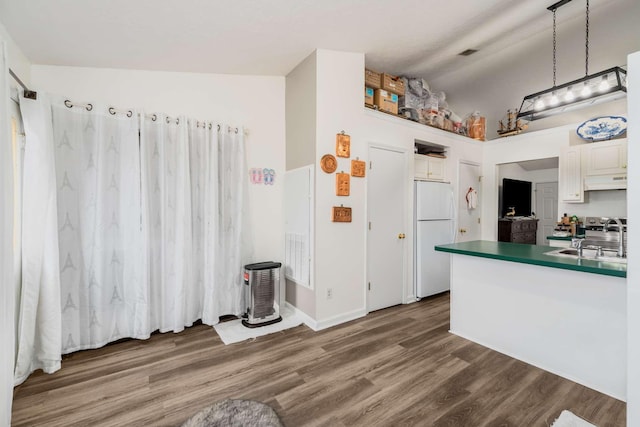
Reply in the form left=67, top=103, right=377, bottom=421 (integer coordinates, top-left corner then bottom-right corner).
left=365, top=142, right=410, bottom=313
left=534, top=180, right=559, bottom=245
left=457, top=159, right=482, bottom=241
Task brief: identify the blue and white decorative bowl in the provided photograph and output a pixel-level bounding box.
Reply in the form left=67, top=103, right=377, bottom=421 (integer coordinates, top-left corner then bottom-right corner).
left=576, top=116, right=627, bottom=142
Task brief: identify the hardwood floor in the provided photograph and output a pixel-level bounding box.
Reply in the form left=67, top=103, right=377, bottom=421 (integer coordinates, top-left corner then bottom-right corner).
left=12, top=293, right=625, bottom=426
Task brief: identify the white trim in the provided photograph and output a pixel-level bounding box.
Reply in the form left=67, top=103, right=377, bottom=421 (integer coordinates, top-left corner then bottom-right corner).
left=284, top=301, right=318, bottom=331
left=315, top=307, right=367, bottom=331
left=482, top=123, right=576, bottom=146
left=283, top=164, right=314, bottom=290
left=285, top=302, right=367, bottom=331
left=366, top=143, right=410, bottom=312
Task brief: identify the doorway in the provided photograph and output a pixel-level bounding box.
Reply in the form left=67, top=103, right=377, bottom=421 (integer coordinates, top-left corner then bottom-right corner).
left=457, top=161, right=481, bottom=242
left=497, top=158, right=559, bottom=244
left=367, top=145, right=407, bottom=312
left=535, top=182, right=558, bottom=245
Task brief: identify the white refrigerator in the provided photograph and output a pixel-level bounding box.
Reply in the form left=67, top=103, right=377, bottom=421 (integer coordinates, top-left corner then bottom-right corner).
left=414, top=180, right=455, bottom=299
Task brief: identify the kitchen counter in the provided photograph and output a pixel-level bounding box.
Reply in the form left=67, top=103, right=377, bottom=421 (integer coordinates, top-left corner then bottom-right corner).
left=435, top=240, right=626, bottom=278
left=436, top=239, right=626, bottom=400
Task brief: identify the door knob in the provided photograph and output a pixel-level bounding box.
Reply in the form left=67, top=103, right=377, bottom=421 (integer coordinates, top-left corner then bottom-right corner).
left=398, top=233, right=405, bottom=239
left=459, top=228, right=467, bottom=233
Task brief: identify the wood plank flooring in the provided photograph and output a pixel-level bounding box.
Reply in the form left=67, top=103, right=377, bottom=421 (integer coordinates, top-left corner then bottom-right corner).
left=12, top=293, right=626, bottom=426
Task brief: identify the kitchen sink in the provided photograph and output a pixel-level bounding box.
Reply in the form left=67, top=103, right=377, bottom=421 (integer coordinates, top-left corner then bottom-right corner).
left=545, top=247, right=627, bottom=264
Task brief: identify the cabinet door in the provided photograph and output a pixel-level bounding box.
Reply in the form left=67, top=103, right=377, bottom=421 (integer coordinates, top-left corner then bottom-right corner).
left=414, top=154, right=446, bottom=181
left=414, top=154, right=429, bottom=179
left=427, top=157, right=445, bottom=181
left=585, top=140, right=627, bottom=175
left=559, top=146, right=584, bottom=203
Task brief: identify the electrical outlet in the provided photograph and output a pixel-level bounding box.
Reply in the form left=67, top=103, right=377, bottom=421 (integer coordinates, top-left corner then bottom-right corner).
left=327, top=288, right=333, bottom=299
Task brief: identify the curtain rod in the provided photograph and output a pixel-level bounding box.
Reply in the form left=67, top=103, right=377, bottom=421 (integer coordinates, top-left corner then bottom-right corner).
left=8, top=68, right=37, bottom=100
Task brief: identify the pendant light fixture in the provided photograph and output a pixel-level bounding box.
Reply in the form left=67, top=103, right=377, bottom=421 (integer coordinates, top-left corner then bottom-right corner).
left=517, top=0, right=627, bottom=121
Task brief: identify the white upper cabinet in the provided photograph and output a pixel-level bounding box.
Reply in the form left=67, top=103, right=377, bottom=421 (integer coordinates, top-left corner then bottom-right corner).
left=584, top=139, right=627, bottom=176
left=559, top=145, right=584, bottom=203
left=414, top=154, right=445, bottom=181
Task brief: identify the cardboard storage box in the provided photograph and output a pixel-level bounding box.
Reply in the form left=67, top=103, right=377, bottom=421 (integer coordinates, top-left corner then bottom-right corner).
left=381, top=73, right=405, bottom=95
left=365, top=69, right=381, bottom=89
left=374, top=89, right=398, bottom=115
left=364, top=87, right=374, bottom=106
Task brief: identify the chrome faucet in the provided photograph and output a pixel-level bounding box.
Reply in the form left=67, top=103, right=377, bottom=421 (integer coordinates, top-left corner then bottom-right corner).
left=571, top=238, right=585, bottom=257
left=603, top=217, right=626, bottom=258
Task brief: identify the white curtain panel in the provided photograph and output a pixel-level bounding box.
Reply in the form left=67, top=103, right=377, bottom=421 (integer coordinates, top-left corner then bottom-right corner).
left=51, top=100, right=147, bottom=354
left=14, top=92, right=62, bottom=383
left=216, top=126, right=248, bottom=317
left=0, top=40, right=15, bottom=426
left=188, top=121, right=219, bottom=325
left=11, top=89, right=251, bottom=391
left=141, top=114, right=199, bottom=333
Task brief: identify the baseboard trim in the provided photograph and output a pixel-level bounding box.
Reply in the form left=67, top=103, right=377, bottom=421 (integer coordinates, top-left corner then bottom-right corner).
left=284, top=302, right=319, bottom=331
left=284, top=303, right=367, bottom=331
left=315, top=308, right=367, bottom=331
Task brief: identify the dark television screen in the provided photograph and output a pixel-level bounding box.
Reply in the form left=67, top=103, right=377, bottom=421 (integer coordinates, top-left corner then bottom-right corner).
left=502, top=178, right=532, bottom=217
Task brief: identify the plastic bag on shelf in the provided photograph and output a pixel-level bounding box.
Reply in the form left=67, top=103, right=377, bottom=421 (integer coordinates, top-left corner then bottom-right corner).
left=464, top=111, right=486, bottom=140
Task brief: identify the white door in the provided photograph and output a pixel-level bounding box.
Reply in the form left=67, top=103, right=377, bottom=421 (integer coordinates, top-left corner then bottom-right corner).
left=367, top=146, right=406, bottom=312
left=457, top=161, right=481, bottom=242
left=535, top=182, right=558, bottom=245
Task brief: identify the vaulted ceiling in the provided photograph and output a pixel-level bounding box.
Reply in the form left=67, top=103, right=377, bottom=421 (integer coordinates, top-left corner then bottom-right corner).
left=0, top=0, right=633, bottom=83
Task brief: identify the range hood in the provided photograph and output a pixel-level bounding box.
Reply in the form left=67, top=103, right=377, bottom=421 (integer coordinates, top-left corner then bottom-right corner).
left=584, top=174, right=627, bottom=191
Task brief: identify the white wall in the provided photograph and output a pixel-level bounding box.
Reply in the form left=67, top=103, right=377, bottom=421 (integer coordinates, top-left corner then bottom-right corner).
left=433, top=0, right=639, bottom=139
left=0, top=18, right=31, bottom=426
left=285, top=51, right=317, bottom=318
left=481, top=126, right=571, bottom=239
left=0, top=20, right=30, bottom=90
left=305, top=49, right=482, bottom=327
left=313, top=50, right=367, bottom=324
left=286, top=52, right=316, bottom=171
left=483, top=125, right=628, bottom=238
left=559, top=190, right=627, bottom=220
left=626, top=50, right=640, bottom=426
left=31, top=65, right=285, bottom=266
left=359, top=113, right=483, bottom=306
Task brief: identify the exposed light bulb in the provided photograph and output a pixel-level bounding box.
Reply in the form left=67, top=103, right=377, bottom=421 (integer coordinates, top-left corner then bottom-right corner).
left=599, top=75, right=610, bottom=92
left=534, top=98, right=545, bottom=111
left=581, top=84, right=592, bottom=97
left=565, top=87, right=575, bottom=102
left=549, top=92, right=559, bottom=106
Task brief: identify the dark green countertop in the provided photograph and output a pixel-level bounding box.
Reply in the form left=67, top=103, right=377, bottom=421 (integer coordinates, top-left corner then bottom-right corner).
left=435, top=240, right=626, bottom=278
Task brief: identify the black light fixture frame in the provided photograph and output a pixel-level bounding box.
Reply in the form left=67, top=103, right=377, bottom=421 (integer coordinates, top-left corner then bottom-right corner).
left=517, top=66, right=627, bottom=121
left=516, top=0, right=627, bottom=121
